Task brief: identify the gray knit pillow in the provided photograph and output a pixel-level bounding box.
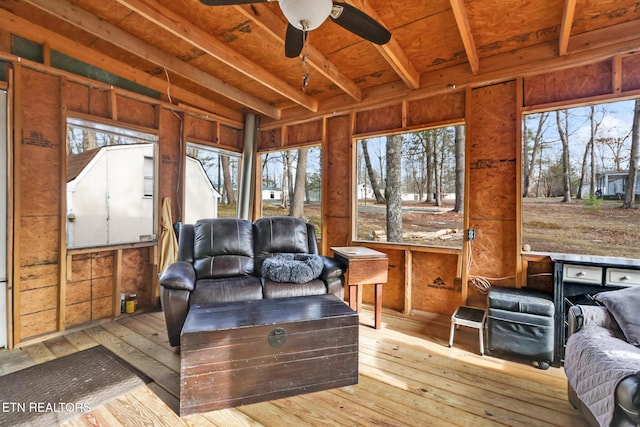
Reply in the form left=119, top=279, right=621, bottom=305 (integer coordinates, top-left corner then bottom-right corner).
left=261, top=253, right=324, bottom=283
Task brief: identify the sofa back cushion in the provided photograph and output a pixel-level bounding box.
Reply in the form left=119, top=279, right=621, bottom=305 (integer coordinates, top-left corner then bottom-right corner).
left=253, top=217, right=313, bottom=272
left=192, top=218, right=254, bottom=279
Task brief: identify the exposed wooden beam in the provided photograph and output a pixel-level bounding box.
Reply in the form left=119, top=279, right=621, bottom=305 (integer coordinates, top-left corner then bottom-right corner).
left=261, top=22, right=640, bottom=127
left=449, top=0, right=480, bottom=74
left=23, top=0, right=280, bottom=119
left=0, top=8, right=244, bottom=125
left=116, top=0, right=317, bottom=112
left=559, top=0, right=577, bottom=56
left=346, top=0, right=420, bottom=89
left=235, top=4, right=363, bottom=102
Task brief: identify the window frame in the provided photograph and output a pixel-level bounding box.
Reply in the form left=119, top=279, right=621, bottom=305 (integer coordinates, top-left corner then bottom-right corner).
left=352, top=123, right=466, bottom=249
left=184, top=141, right=242, bottom=221
left=65, top=114, right=159, bottom=250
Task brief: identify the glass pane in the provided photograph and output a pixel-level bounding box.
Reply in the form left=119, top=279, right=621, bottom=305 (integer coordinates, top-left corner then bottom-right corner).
left=66, top=118, right=157, bottom=248
left=260, top=146, right=322, bottom=231
left=185, top=142, right=240, bottom=222
left=522, top=99, right=640, bottom=258
left=355, top=126, right=465, bottom=248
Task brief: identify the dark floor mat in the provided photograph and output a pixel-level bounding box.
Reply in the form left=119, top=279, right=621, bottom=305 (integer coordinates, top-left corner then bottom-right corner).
left=0, top=345, right=151, bottom=426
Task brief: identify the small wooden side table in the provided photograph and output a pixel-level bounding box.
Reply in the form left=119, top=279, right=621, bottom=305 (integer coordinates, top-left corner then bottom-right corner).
left=331, top=246, right=388, bottom=329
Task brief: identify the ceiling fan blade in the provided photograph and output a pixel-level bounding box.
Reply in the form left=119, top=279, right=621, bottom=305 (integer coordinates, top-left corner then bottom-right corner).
left=330, top=2, right=391, bottom=45
left=285, top=24, right=305, bottom=58
left=200, top=0, right=267, bottom=5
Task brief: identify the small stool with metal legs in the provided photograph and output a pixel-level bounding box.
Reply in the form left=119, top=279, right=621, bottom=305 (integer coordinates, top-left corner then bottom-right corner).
left=449, top=306, right=487, bottom=355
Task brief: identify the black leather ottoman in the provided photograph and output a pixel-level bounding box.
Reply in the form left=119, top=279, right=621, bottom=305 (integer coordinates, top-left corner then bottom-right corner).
left=487, top=286, right=555, bottom=369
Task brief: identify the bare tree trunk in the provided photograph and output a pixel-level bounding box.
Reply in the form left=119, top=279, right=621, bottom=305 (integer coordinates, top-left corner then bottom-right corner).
left=221, top=154, right=236, bottom=205
left=556, top=110, right=572, bottom=203
left=433, top=132, right=442, bottom=206
left=361, top=140, right=385, bottom=203
left=280, top=152, right=289, bottom=209
left=290, top=148, right=308, bottom=217
left=386, top=134, right=403, bottom=242
left=524, top=113, right=548, bottom=197
left=453, top=125, right=464, bottom=212
left=623, top=100, right=640, bottom=208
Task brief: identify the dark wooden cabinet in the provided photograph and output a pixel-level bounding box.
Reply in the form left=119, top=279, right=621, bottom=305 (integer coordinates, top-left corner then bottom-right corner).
left=551, top=254, right=640, bottom=366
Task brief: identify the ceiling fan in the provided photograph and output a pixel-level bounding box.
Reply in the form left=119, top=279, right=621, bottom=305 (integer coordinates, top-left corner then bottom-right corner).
left=199, top=0, right=392, bottom=58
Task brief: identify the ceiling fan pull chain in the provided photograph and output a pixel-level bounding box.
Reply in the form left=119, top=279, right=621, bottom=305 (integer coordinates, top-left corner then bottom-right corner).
left=301, top=55, right=310, bottom=92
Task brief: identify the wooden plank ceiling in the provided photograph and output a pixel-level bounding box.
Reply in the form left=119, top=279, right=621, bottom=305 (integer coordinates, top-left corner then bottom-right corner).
left=2, top=0, right=640, bottom=124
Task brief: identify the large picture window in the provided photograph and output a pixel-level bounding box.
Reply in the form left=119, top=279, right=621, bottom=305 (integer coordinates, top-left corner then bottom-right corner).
left=355, top=126, right=465, bottom=247
left=66, top=117, right=157, bottom=248
left=260, top=146, right=322, bottom=230
left=522, top=98, right=640, bottom=258
left=185, top=142, right=240, bottom=222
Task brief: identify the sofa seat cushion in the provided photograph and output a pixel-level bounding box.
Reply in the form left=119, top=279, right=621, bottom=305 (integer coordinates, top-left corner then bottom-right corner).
left=488, top=286, right=554, bottom=317
left=261, top=253, right=324, bottom=284
left=263, top=279, right=327, bottom=299
left=190, top=276, right=263, bottom=305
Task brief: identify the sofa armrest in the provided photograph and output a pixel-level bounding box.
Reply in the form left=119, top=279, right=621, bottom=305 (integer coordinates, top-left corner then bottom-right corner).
left=617, top=375, right=640, bottom=425
left=159, top=261, right=196, bottom=291
left=320, top=256, right=346, bottom=280
left=568, top=305, right=618, bottom=335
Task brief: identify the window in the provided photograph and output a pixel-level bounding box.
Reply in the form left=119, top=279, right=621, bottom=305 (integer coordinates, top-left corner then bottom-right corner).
left=522, top=98, right=640, bottom=259
left=355, top=126, right=465, bottom=247
left=185, top=142, right=240, bottom=222
left=260, top=146, right=322, bottom=229
left=66, top=117, right=157, bottom=248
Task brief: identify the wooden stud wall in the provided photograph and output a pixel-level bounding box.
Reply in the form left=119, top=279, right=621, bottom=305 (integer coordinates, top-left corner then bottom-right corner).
left=466, top=81, right=519, bottom=307
left=322, top=115, right=352, bottom=253
left=5, top=44, right=640, bottom=344
left=411, top=251, right=461, bottom=315
left=7, top=58, right=198, bottom=344
left=66, top=252, right=114, bottom=327
left=15, top=67, right=62, bottom=340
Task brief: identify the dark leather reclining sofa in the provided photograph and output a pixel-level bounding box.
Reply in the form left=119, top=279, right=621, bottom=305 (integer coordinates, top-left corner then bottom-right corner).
left=159, top=216, right=346, bottom=346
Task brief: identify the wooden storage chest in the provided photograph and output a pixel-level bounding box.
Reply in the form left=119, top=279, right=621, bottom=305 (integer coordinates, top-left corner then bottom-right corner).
left=180, top=294, right=359, bottom=416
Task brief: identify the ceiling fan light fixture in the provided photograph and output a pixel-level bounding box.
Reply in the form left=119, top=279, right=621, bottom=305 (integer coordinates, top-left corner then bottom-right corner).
left=279, top=0, right=333, bottom=31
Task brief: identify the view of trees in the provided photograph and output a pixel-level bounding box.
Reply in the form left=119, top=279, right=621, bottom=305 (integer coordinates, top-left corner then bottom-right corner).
left=261, top=146, right=322, bottom=224
left=521, top=98, right=640, bottom=258
left=356, top=125, right=465, bottom=246
left=523, top=99, right=640, bottom=206
left=186, top=143, right=240, bottom=213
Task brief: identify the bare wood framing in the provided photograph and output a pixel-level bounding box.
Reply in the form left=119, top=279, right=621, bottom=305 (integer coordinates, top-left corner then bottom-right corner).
left=515, top=77, right=524, bottom=288
left=613, top=55, right=623, bottom=95
left=265, top=23, right=640, bottom=128
left=114, top=250, right=123, bottom=319
left=346, top=0, right=419, bottom=89
left=404, top=249, right=412, bottom=315
left=235, top=4, right=363, bottom=102
left=461, top=86, right=472, bottom=305
left=5, top=68, right=15, bottom=349
left=0, top=9, right=243, bottom=124
left=11, top=63, right=22, bottom=345
left=58, top=76, right=68, bottom=332
left=115, top=0, right=317, bottom=112
left=449, top=0, right=480, bottom=74
left=22, top=0, right=281, bottom=119
left=559, top=0, right=577, bottom=56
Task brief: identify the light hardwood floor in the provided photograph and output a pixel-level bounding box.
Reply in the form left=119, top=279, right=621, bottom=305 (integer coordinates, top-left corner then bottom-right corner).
left=0, top=308, right=585, bottom=426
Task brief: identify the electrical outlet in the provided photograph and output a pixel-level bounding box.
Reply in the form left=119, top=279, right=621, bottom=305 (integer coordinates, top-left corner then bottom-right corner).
left=466, top=228, right=476, bottom=241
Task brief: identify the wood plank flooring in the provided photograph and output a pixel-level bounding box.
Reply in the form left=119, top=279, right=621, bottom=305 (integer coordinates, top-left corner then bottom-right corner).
left=0, top=308, right=586, bottom=426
